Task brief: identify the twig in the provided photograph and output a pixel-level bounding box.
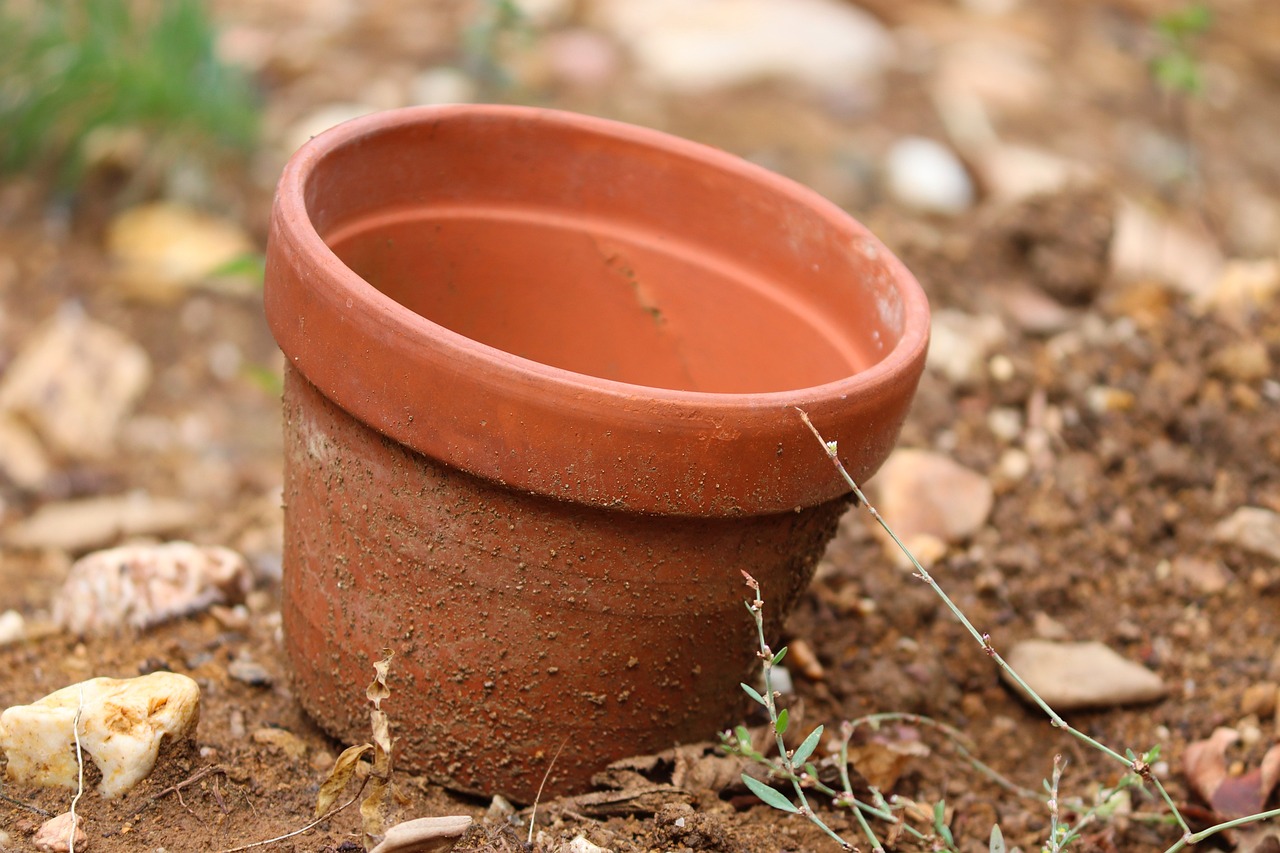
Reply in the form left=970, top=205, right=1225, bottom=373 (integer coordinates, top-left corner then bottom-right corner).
left=126, top=765, right=227, bottom=820
left=69, top=685, right=85, bottom=853
left=794, top=407, right=1280, bottom=851
left=0, top=791, right=53, bottom=817
left=218, top=780, right=367, bottom=853
left=527, top=736, right=569, bottom=846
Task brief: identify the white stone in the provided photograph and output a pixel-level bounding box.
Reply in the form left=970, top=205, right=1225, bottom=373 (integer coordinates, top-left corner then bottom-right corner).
left=869, top=449, right=994, bottom=558
left=1111, top=197, right=1224, bottom=300
left=972, top=143, right=1095, bottom=204
left=1002, top=640, right=1165, bottom=709
left=0, top=308, right=151, bottom=460
left=0, top=414, right=50, bottom=490
left=4, top=493, right=201, bottom=553
left=566, top=837, right=613, bottom=853
left=106, top=202, right=257, bottom=300
left=0, top=672, right=200, bottom=798
left=886, top=136, right=974, bottom=215
left=54, top=542, right=252, bottom=635
left=926, top=310, right=1006, bottom=385
left=283, top=103, right=377, bottom=156
left=1213, top=507, right=1280, bottom=562
left=409, top=67, right=477, bottom=106
left=33, top=812, right=86, bottom=853
left=0, top=610, right=24, bottom=645
left=1195, top=258, right=1280, bottom=318
left=595, top=0, right=893, bottom=94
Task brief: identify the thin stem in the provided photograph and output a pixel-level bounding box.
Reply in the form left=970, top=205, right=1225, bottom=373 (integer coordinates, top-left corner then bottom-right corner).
left=795, top=409, right=1205, bottom=842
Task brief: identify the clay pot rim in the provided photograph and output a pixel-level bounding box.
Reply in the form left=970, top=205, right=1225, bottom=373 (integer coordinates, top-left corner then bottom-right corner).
left=278, top=104, right=930, bottom=410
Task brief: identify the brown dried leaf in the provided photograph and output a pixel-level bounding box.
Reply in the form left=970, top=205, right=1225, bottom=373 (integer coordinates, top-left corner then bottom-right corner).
left=1183, top=727, right=1238, bottom=806
left=367, top=649, right=395, bottom=707
left=362, top=774, right=391, bottom=849
left=846, top=728, right=930, bottom=793
left=1183, top=729, right=1280, bottom=819
left=315, top=743, right=373, bottom=817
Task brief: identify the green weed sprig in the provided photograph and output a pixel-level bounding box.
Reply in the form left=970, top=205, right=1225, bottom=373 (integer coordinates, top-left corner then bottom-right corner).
left=777, top=408, right=1280, bottom=851
left=0, top=0, right=258, bottom=188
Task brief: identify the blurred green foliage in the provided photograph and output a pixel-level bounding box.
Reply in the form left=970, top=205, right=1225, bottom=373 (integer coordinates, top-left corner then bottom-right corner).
left=0, top=0, right=259, bottom=188
left=1150, top=2, right=1212, bottom=97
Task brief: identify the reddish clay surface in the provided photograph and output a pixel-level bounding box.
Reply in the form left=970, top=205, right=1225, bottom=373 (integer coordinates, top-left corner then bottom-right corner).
left=264, top=105, right=929, bottom=799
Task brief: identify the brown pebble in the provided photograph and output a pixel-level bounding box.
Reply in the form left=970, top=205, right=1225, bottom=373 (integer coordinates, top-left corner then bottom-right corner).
left=788, top=638, right=825, bottom=681
left=1241, top=682, right=1278, bottom=719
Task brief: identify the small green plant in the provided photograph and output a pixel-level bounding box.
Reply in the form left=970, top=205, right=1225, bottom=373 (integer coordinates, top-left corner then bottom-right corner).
left=726, top=409, right=1280, bottom=851
left=1150, top=2, right=1212, bottom=98
left=0, top=0, right=258, bottom=189
left=460, top=0, right=531, bottom=99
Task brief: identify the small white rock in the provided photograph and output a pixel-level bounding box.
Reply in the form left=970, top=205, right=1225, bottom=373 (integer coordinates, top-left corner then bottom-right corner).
left=0, top=609, right=25, bottom=645
left=1111, top=197, right=1224, bottom=300
left=0, top=672, right=201, bottom=798
left=926, top=310, right=1006, bottom=385
left=53, top=541, right=251, bottom=635
left=33, top=812, right=86, bottom=853
left=409, top=67, right=477, bottom=106
left=886, top=137, right=974, bottom=215
left=869, top=449, right=994, bottom=557
left=596, top=0, right=893, bottom=94
left=566, top=836, right=613, bottom=853
left=1213, top=507, right=1280, bottom=562
left=1002, top=640, right=1165, bottom=709
left=0, top=307, right=151, bottom=461
left=5, top=493, right=201, bottom=553
left=1195, top=258, right=1280, bottom=318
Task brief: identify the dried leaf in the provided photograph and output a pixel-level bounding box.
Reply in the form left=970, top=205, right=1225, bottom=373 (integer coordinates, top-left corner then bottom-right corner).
left=315, top=743, right=373, bottom=817
left=367, top=815, right=474, bottom=853
left=362, top=774, right=390, bottom=849
left=847, top=728, right=931, bottom=793
left=1183, top=727, right=1238, bottom=806
left=367, top=649, right=395, bottom=707
left=1183, top=728, right=1280, bottom=819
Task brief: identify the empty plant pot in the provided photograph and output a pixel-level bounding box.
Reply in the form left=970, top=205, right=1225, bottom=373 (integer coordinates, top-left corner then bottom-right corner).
left=264, top=105, right=929, bottom=801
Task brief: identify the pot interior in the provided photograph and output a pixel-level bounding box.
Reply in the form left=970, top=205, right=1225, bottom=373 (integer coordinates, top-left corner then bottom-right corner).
left=310, top=111, right=915, bottom=395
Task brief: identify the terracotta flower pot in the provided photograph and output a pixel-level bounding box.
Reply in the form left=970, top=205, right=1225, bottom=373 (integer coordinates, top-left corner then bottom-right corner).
left=264, top=105, right=929, bottom=801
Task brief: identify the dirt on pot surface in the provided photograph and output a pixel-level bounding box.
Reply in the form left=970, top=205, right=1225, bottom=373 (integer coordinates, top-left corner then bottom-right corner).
left=2, top=0, right=1279, bottom=851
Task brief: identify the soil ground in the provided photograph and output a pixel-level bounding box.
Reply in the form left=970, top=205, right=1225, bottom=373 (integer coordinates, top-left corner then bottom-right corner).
left=2, top=1, right=1280, bottom=852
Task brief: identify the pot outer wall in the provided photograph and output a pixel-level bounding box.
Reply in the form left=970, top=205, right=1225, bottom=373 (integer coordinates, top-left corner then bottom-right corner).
left=283, top=367, right=848, bottom=802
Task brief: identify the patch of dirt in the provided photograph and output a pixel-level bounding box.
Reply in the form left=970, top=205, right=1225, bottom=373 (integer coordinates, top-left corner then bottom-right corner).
left=3, top=1, right=1280, bottom=852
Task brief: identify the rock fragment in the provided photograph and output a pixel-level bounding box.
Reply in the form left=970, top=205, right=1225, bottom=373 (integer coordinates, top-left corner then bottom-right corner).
left=1214, top=507, right=1280, bottom=562
left=868, top=449, right=994, bottom=562
left=886, top=137, right=974, bottom=215
left=0, top=308, right=151, bottom=460
left=0, top=672, right=200, bottom=798
left=1001, top=640, right=1165, bottom=709
left=53, top=541, right=251, bottom=635
left=5, top=494, right=201, bottom=553
left=33, top=812, right=87, bottom=853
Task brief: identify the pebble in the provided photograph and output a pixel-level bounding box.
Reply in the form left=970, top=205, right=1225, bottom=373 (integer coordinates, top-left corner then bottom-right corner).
left=595, top=0, right=893, bottom=94
left=409, top=66, right=477, bottom=105
left=53, top=541, right=251, bottom=635
left=1241, top=682, right=1278, bottom=719
left=367, top=816, right=474, bottom=853
left=1171, top=556, right=1235, bottom=595
left=545, top=29, right=621, bottom=89
left=105, top=202, right=257, bottom=301
left=4, top=493, right=201, bottom=553
left=33, top=812, right=87, bottom=853
left=1209, top=340, right=1272, bottom=382
left=282, top=103, right=377, bottom=156
left=972, top=144, right=1094, bottom=204
left=0, top=307, right=151, bottom=460
left=869, top=449, right=994, bottom=560
left=1195, top=258, right=1280, bottom=318
left=564, top=836, right=613, bottom=853
left=788, top=638, right=826, bottom=681
left=227, top=658, right=273, bottom=687
left=885, top=137, right=974, bottom=215
left=926, top=310, right=1007, bottom=385
left=0, top=672, right=200, bottom=798
left=251, top=727, right=308, bottom=760
left=1214, top=507, right=1280, bottom=562
left=0, top=609, right=25, bottom=645
left=1001, top=640, right=1166, bottom=709
left=1110, top=198, right=1224, bottom=299
left=0, top=414, right=50, bottom=491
